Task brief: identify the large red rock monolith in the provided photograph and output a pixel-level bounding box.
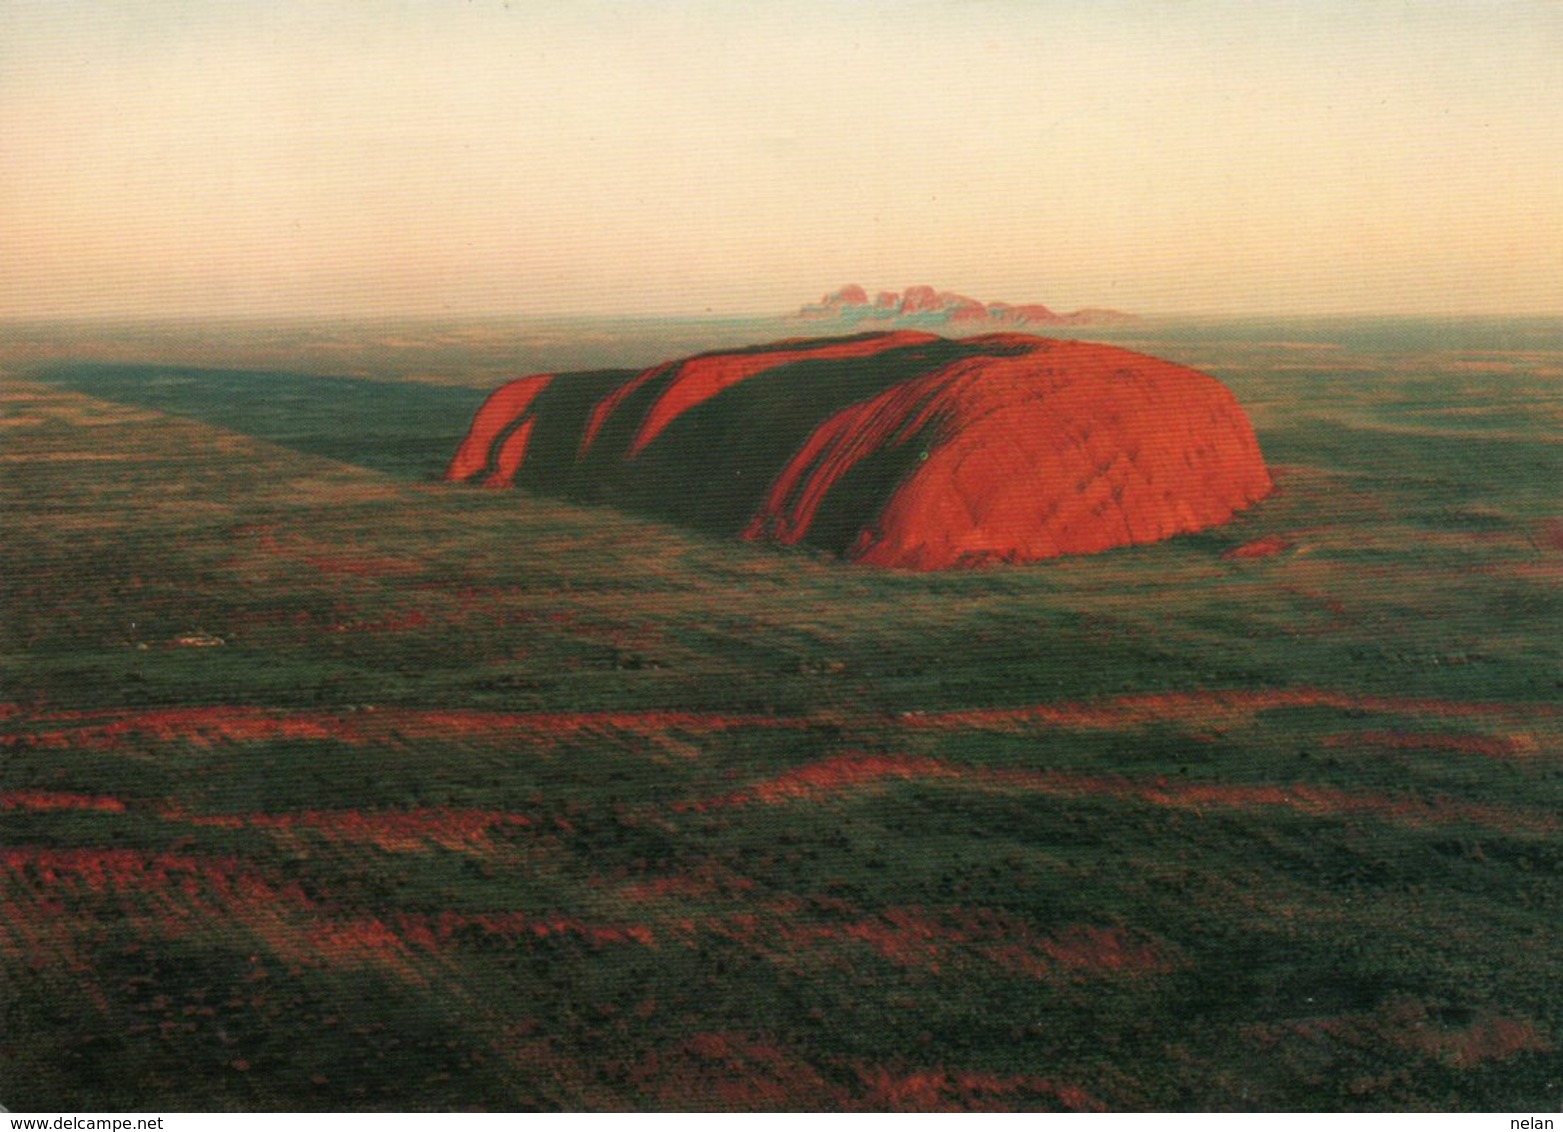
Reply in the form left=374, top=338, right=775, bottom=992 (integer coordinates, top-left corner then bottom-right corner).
left=446, top=332, right=1272, bottom=569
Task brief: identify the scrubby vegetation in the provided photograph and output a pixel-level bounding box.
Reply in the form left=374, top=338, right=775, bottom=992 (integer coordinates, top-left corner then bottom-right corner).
left=2, top=318, right=1560, bottom=1110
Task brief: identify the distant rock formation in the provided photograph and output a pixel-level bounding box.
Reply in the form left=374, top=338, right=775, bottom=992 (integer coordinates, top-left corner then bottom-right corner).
left=446, top=331, right=1270, bottom=570
left=796, top=285, right=1139, bottom=330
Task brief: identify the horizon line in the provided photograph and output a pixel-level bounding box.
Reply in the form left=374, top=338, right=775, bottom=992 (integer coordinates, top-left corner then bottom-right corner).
left=3, top=309, right=1561, bottom=325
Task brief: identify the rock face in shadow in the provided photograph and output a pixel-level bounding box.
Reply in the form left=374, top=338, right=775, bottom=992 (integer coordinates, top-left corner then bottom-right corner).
left=446, top=331, right=1272, bottom=569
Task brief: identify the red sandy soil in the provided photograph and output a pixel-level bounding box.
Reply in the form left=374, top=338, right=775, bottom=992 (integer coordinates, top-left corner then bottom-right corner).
left=622, top=1031, right=839, bottom=1110
left=852, top=1065, right=1104, bottom=1112
left=678, top=752, right=1559, bottom=836
left=161, top=805, right=534, bottom=854
left=494, top=1027, right=850, bottom=1111
left=1, top=790, right=126, bottom=812
left=0, top=849, right=380, bottom=977
left=1324, top=730, right=1542, bottom=759
left=613, top=859, right=759, bottom=903
left=0, top=704, right=800, bottom=751
left=3, top=831, right=1162, bottom=981
left=746, top=335, right=1272, bottom=568
left=1, top=823, right=1157, bottom=986
left=689, top=888, right=1176, bottom=983
left=1244, top=997, right=1553, bottom=1072
left=899, top=687, right=1563, bottom=733
left=613, top=1036, right=1104, bottom=1111
left=505, top=1025, right=1103, bottom=1111
left=1223, top=535, right=1295, bottom=560
left=29, top=803, right=1161, bottom=982
left=0, top=846, right=654, bottom=982
left=450, top=331, right=1272, bottom=569
left=2, top=707, right=350, bottom=748
left=611, top=1029, right=1106, bottom=1111
left=1420, top=1015, right=1553, bottom=1069
left=680, top=752, right=959, bottom=808
left=388, top=910, right=655, bottom=951
left=798, top=907, right=1172, bottom=980
left=5, top=691, right=1553, bottom=755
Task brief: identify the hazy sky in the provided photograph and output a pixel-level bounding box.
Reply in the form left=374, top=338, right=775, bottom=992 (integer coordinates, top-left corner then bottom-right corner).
left=3, top=1, right=1559, bottom=319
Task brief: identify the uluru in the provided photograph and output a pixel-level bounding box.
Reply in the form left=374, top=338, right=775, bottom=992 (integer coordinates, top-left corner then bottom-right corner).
left=446, top=331, right=1273, bottom=569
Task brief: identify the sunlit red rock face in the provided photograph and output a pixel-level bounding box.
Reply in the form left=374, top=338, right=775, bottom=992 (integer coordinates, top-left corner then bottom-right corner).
left=446, top=331, right=1272, bottom=569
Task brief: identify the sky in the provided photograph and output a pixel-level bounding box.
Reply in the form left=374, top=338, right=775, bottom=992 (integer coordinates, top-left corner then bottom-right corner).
left=2, top=0, right=1559, bottom=319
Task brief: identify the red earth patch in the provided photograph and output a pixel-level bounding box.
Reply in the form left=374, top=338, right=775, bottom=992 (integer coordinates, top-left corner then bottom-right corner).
left=853, top=1063, right=1105, bottom=1112
left=1222, top=535, right=1295, bottom=560
left=0, top=790, right=126, bottom=812
left=0, top=704, right=802, bottom=752
left=705, top=899, right=1176, bottom=982
left=0, top=846, right=653, bottom=988
left=901, top=688, right=1563, bottom=733
left=676, top=752, right=1559, bottom=835
left=621, top=1031, right=841, bottom=1110
left=678, top=752, right=958, bottom=810
left=1245, top=997, right=1553, bottom=1072
left=10, top=690, right=1549, bottom=756
left=161, top=806, right=534, bottom=854
left=1324, top=729, right=1540, bottom=759
left=389, top=909, right=655, bottom=951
